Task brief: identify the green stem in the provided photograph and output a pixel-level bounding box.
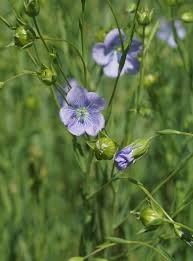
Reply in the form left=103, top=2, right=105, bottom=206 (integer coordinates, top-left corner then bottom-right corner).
left=106, top=0, right=124, bottom=52
left=170, top=8, right=187, bottom=73
left=43, top=36, right=87, bottom=86
left=133, top=151, right=193, bottom=212
left=106, top=0, right=141, bottom=125
left=0, top=15, right=12, bottom=28
left=50, top=85, right=60, bottom=109
left=33, top=17, right=49, bottom=53
left=3, top=71, right=36, bottom=85
left=136, top=25, right=145, bottom=112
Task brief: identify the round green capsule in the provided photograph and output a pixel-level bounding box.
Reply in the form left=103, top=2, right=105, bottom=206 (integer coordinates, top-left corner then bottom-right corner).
left=95, top=137, right=117, bottom=160
left=14, top=25, right=36, bottom=48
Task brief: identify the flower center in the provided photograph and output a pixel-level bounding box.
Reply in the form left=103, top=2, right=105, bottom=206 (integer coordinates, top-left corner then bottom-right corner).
left=115, top=46, right=122, bottom=52
left=76, top=107, right=89, bottom=121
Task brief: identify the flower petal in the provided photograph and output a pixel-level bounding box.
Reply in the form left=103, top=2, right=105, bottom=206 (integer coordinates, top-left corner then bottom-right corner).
left=104, top=28, right=125, bottom=51
left=67, top=118, right=85, bottom=136
left=157, top=19, right=171, bottom=41
left=122, top=55, right=140, bottom=74
left=66, top=86, right=88, bottom=107
left=85, top=113, right=105, bottom=136
left=167, top=35, right=177, bottom=48
left=175, top=20, right=186, bottom=39
left=60, top=106, right=76, bottom=125
left=103, top=52, right=121, bottom=78
left=92, top=43, right=112, bottom=66
left=129, top=38, right=143, bottom=57
left=87, top=92, right=106, bottom=111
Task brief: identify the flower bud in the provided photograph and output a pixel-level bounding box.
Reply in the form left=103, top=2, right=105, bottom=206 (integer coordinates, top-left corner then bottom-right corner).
left=137, top=8, right=153, bottom=26
left=181, top=12, right=193, bottom=23
left=24, top=0, right=40, bottom=17
left=38, top=66, right=57, bottom=86
left=114, top=137, right=151, bottom=171
left=174, top=225, right=193, bottom=246
left=14, top=25, right=36, bottom=48
left=140, top=207, right=164, bottom=231
left=95, top=136, right=117, bottom=160
left=130, top=138, right=151, bottom=160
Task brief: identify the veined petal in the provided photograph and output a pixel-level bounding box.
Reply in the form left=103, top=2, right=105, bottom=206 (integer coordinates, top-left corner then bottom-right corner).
left=129, top=39, right=143, bottom=57
left=66, top=86, right=88, bottom=107
left=85, top=113, right=105, bottom=136
left=92, top=43, right=112, bottom=66
left=175, top=20, right=186, bottom=39
left=103, top=52, right=122, bottom=78
left=67, top=118, right=85, bottom=136
left=60, top=106, right=75, bottom=125
left=104, top=28, right=125, bottom=51
left=123, top=55, right=140, bottom=74
left=87, top=92, right=106, bottom=111
left=167, top=35, right=177, bottom=48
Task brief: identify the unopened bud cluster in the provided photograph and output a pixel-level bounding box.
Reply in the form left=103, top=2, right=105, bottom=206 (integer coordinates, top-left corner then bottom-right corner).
left=137, top=8, right=153, bottom=26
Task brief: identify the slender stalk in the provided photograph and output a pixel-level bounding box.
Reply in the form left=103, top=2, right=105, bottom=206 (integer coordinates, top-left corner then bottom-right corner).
left=136, top=25, right=145, bottom=112
left=3, top=71, right=36, bottom=85
left=106, top=0, right=141, bottom=125
left=33, top=17, right=50, bottom=53
left=26, top=49, right=39, bottom=66
left=0, top=15, right=11, bottom=28
left=42, top=36, right=87, bottom=85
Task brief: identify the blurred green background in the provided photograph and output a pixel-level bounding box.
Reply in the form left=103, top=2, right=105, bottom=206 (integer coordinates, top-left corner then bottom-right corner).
left=0, top=0, right=193, bottom=260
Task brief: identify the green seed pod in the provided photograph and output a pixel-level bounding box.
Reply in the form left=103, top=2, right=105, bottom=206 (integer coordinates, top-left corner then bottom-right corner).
left=95, top=137, right=117, bottom=160
left=140, top=207, right=164, bottom=231
left=24, top=0, right=40, bottom=17
left=130, top=138, right=151, bottom=160
left=181, top=11, right=193, bottom=23
left=38, top=66, right=57, bottom=86
left=137, top=8, right=153, bottom=26
left=14, top=25, right=36, bottom=48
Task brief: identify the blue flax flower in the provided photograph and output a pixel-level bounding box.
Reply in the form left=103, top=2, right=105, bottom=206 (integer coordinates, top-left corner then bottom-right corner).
left=92, top=28, right=142, bottom=78
left=157, top=19, right=186, bottom=48
left=114, top=145, right=134, bottom=171
left=59, top=82, right=106, bottom=136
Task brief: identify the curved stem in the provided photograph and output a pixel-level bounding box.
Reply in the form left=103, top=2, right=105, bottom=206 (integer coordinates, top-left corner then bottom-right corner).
left=3, top=71, right=36, bottom=85
left=33, top=17, right=49, bottom=53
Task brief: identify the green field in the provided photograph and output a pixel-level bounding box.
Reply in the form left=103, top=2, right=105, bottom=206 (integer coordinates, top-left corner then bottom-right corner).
left=0, top=0, right=193, bottom=260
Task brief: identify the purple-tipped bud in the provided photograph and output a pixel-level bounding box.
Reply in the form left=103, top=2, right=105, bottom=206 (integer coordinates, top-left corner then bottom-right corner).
left=114, top=146, right=134, bottom=171
left=114, top=138, right=151, bottom=171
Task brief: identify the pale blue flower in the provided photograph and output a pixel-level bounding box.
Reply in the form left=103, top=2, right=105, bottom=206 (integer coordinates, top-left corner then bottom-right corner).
left=157, top=19, right=186, bottom=48
left=92, top=28, right=142, bottom=78
left=59, top=83, right=106, bottom=136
